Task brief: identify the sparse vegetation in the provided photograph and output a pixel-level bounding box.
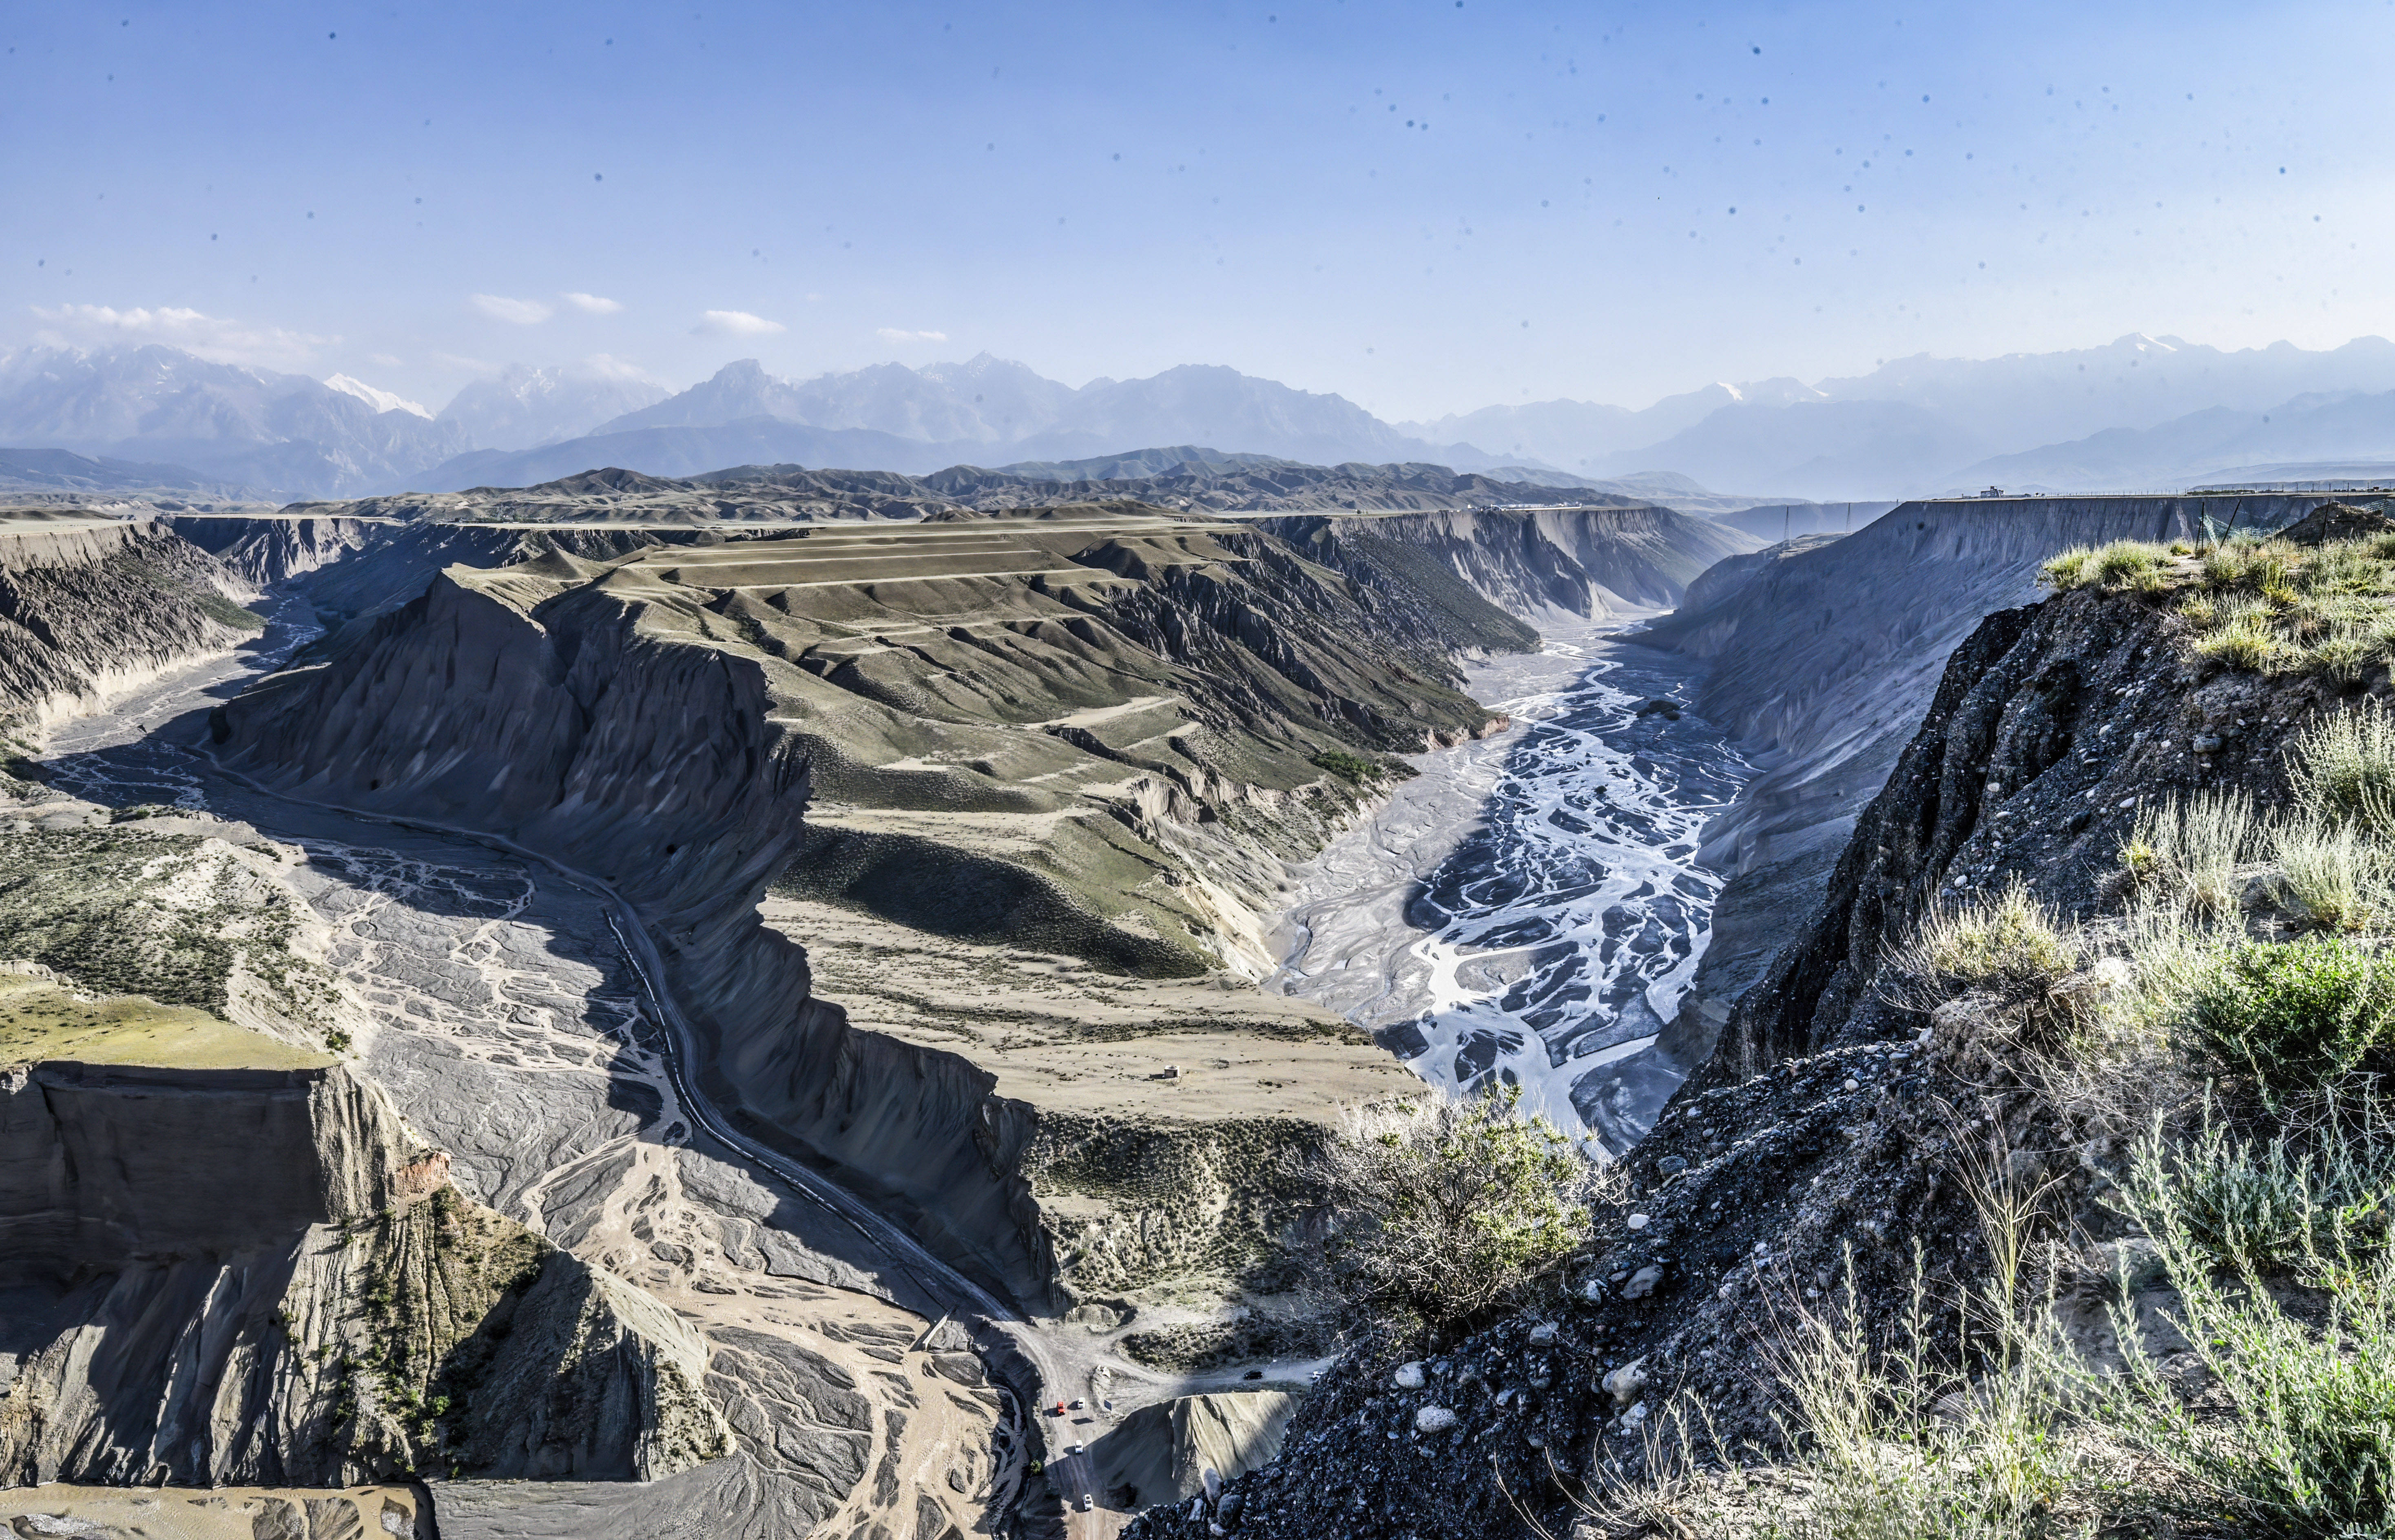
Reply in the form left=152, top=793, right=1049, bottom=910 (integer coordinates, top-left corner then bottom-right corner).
left=1761, top=1268, right=2089, bottom=1540
left=2271, top=812, right=2393, bottom=930
left=1904, top=878, right=2080, bottom=990
left=2109, top=1128, right=2395, bottom=1536
left=1300, top=1084, right=1599, bottom=1329
left=2121, top=789, right=2253, bottom=917
left=2047, top=525, right=2395, bottom=678
left=2185, top=934, right=2395, bottom=1091
left=2290, top=699, right=2395, bottom=838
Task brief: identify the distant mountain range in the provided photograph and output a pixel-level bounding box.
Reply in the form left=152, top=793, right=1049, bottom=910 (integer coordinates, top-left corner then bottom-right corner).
left=436, top=357, right=1527, bottom=490
left=1404, top=334, right=2395, bottom=496
left=436, top=360, right=671, bottom=452
left=0, top=345, right=465, bottom=499
left=11, top=334, right=2395, bottom=503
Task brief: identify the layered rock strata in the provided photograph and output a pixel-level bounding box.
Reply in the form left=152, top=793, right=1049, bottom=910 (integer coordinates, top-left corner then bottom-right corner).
left=1261, top=504, right=1759, bottom=627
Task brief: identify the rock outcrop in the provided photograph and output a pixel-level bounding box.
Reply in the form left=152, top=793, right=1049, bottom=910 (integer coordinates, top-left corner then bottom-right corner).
left=1263, top=504, right=1760, bottom=627
left=158, top=512, right=391, bottom=586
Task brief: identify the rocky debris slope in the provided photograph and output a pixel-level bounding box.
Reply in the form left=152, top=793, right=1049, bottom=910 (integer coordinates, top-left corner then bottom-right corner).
left=1123, top=565, right=2349, bottom=1540
left=0, top=510, right=259, bottom=745
left=1086, top=1391, right=1297, bottom=1512
left=1636, top=491, right=2348, bottom=1080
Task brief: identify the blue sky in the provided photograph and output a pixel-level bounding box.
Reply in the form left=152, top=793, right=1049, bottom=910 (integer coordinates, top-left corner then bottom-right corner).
left=5, top=0, right=2391, bottom=418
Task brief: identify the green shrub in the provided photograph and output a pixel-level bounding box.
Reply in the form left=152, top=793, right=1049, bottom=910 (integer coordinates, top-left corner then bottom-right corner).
left=1910, top=879, right=2078, bottom=989
left=2289, top=702, right=2395, bottom=840
left=195, top=589, right=268, bottom=633
left=1304, top=1084, right=1596, bottom=1328
left=1310, top=748, right=1382, bottom=783
left=2113, top=1133, right=2395, bottom=1536
left=2155, top=1100, right=2395, bottom=1273
left=2186, top=936, right=2395, bottom=1090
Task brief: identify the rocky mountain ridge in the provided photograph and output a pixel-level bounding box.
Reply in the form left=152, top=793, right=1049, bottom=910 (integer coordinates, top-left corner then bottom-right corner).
left=0, top=346, right=465, bottom=500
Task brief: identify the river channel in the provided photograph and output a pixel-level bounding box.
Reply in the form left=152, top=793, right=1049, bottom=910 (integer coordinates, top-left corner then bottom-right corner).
left=1268, top=622, right=1752, bottom=1151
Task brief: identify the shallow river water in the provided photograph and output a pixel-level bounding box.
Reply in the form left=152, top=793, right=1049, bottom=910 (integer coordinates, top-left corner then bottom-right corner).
left=1270, top=622, right=1752, bottom=1147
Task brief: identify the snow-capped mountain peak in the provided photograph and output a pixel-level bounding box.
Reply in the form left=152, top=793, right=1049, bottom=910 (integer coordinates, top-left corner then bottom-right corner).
left=324, top=374, right=432, bottom=418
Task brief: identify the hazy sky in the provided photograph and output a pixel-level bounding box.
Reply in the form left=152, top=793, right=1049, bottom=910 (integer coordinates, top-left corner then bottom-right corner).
left=5, top=0, right=2391, bottom=420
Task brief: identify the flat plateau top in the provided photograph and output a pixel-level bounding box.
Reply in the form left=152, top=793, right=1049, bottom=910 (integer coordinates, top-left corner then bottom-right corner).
left=766, top=897, right=1418, bottom=1127
left=0, top=509, right=124, bottom=534
left=0, top=972, right=332, bottom=1071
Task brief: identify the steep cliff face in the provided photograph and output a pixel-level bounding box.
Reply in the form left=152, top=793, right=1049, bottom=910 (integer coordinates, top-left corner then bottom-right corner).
left=1640, top=492, right=2344, bottom=1074
left=159, top=512, right=390, bottom=586
left=0, top=1057, right=723, bottom=1487
left=0, top=511, right=259, bottom=744
left=1261, top=504, right=1761, bottom=627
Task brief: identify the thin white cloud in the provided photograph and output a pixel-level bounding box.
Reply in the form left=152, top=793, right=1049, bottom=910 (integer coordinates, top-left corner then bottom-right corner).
left=29, top=303, right=334, bottom=369
left=695, top=309, right=785, bottom=336
left=369, top=352, right=404, bottom=367
left=877, top=327, right=950, bottom=343
left=578, top=352, right=662, bottom=382
left=561, top=291, right=624, bottom=315
left=471, top=293, right=553, bottom=325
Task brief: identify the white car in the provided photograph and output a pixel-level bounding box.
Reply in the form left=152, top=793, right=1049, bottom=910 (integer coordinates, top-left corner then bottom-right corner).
left=1067, top=1442, right=1085, bottom=1455
left=1078, top=1494, right=1094, bottom=1511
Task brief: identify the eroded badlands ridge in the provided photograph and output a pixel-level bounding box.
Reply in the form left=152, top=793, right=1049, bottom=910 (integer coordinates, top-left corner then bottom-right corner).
left=4, top=488, right=1757, bottom=1536
left=211, top=505, right=1543, bottom=1308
